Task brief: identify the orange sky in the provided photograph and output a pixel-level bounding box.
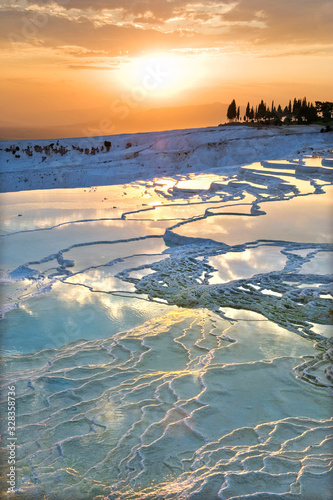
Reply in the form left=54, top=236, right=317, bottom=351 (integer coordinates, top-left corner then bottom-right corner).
left=1, top=0, right=332, bottom=138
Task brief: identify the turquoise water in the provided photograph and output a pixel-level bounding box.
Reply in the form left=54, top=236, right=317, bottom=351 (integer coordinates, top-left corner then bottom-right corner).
left=0, top=157, right=332, bottom=499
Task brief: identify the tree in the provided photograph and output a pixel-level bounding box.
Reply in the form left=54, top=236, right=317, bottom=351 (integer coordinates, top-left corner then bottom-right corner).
left=245, top=102, right=250, bottom=121
left=257, top=100, right=266, bottom=120
left=292, top=98, right=302, bottom=121
left=227, top=99, right=237, bottom=121
left=265, top=105, right=271, bottom=122
left=302, top=104, right=318, bottom=123
left=316, top=101, right=333, bottom=122
left=255, top=106, right=258, bottom=121
left=237, top=106, right=240, bottom=120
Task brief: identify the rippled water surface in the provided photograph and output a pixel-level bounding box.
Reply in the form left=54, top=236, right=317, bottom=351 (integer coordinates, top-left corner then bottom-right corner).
left=0, top=156, right=332, bottom=499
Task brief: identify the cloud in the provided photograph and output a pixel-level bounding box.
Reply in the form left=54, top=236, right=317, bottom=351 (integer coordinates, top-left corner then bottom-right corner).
left=222, top=0, right=333, bottom=44
left=20, top=0, right=231, bottom=21
left=0, top=0, right=332, bottom=60
left=0, top=8, right=194, bottom=54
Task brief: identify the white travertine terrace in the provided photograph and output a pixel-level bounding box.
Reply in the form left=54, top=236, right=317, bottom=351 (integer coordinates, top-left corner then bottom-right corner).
left=0, top=126, right=332, bottom=499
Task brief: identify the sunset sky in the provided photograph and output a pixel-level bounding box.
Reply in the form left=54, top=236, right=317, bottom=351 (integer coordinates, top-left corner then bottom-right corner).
left=1, top=0, right=332, bottom=138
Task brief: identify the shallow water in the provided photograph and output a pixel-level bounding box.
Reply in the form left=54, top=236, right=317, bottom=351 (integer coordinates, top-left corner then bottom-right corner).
left=0, top=156, right=332, bottom=499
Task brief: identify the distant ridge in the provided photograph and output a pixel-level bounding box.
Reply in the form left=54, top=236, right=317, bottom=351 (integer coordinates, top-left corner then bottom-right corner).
left=0, top=102, right=229, bottom=141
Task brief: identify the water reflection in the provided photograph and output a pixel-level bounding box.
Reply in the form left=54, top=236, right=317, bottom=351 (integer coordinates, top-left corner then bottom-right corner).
left=174, top=187, right=333, bottom=245
left=208, top=246, right=286, bottom=283
left=0, top=154, right=332, bottom=499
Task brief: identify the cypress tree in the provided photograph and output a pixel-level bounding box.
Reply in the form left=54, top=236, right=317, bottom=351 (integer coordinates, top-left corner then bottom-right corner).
left=257, top=100, right=266, bottom=120
left=246, top=102, right=250, bottom=121
left=227, top=99, right=237, bottom=120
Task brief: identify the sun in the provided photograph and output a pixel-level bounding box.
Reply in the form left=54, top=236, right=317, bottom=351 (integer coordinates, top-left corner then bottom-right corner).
left=115, top=53, right=192, bottom=99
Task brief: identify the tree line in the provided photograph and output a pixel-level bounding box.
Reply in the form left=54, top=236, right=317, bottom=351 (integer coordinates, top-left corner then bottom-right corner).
left=226, top=98, right=333, bottom=126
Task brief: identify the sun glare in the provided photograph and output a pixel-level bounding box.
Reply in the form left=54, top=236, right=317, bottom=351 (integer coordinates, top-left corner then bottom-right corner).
left=115, top=53, right=193, bottom=99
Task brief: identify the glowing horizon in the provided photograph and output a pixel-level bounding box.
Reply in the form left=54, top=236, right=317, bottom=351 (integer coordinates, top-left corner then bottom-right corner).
left=1, top=0, right=332, bottom=138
